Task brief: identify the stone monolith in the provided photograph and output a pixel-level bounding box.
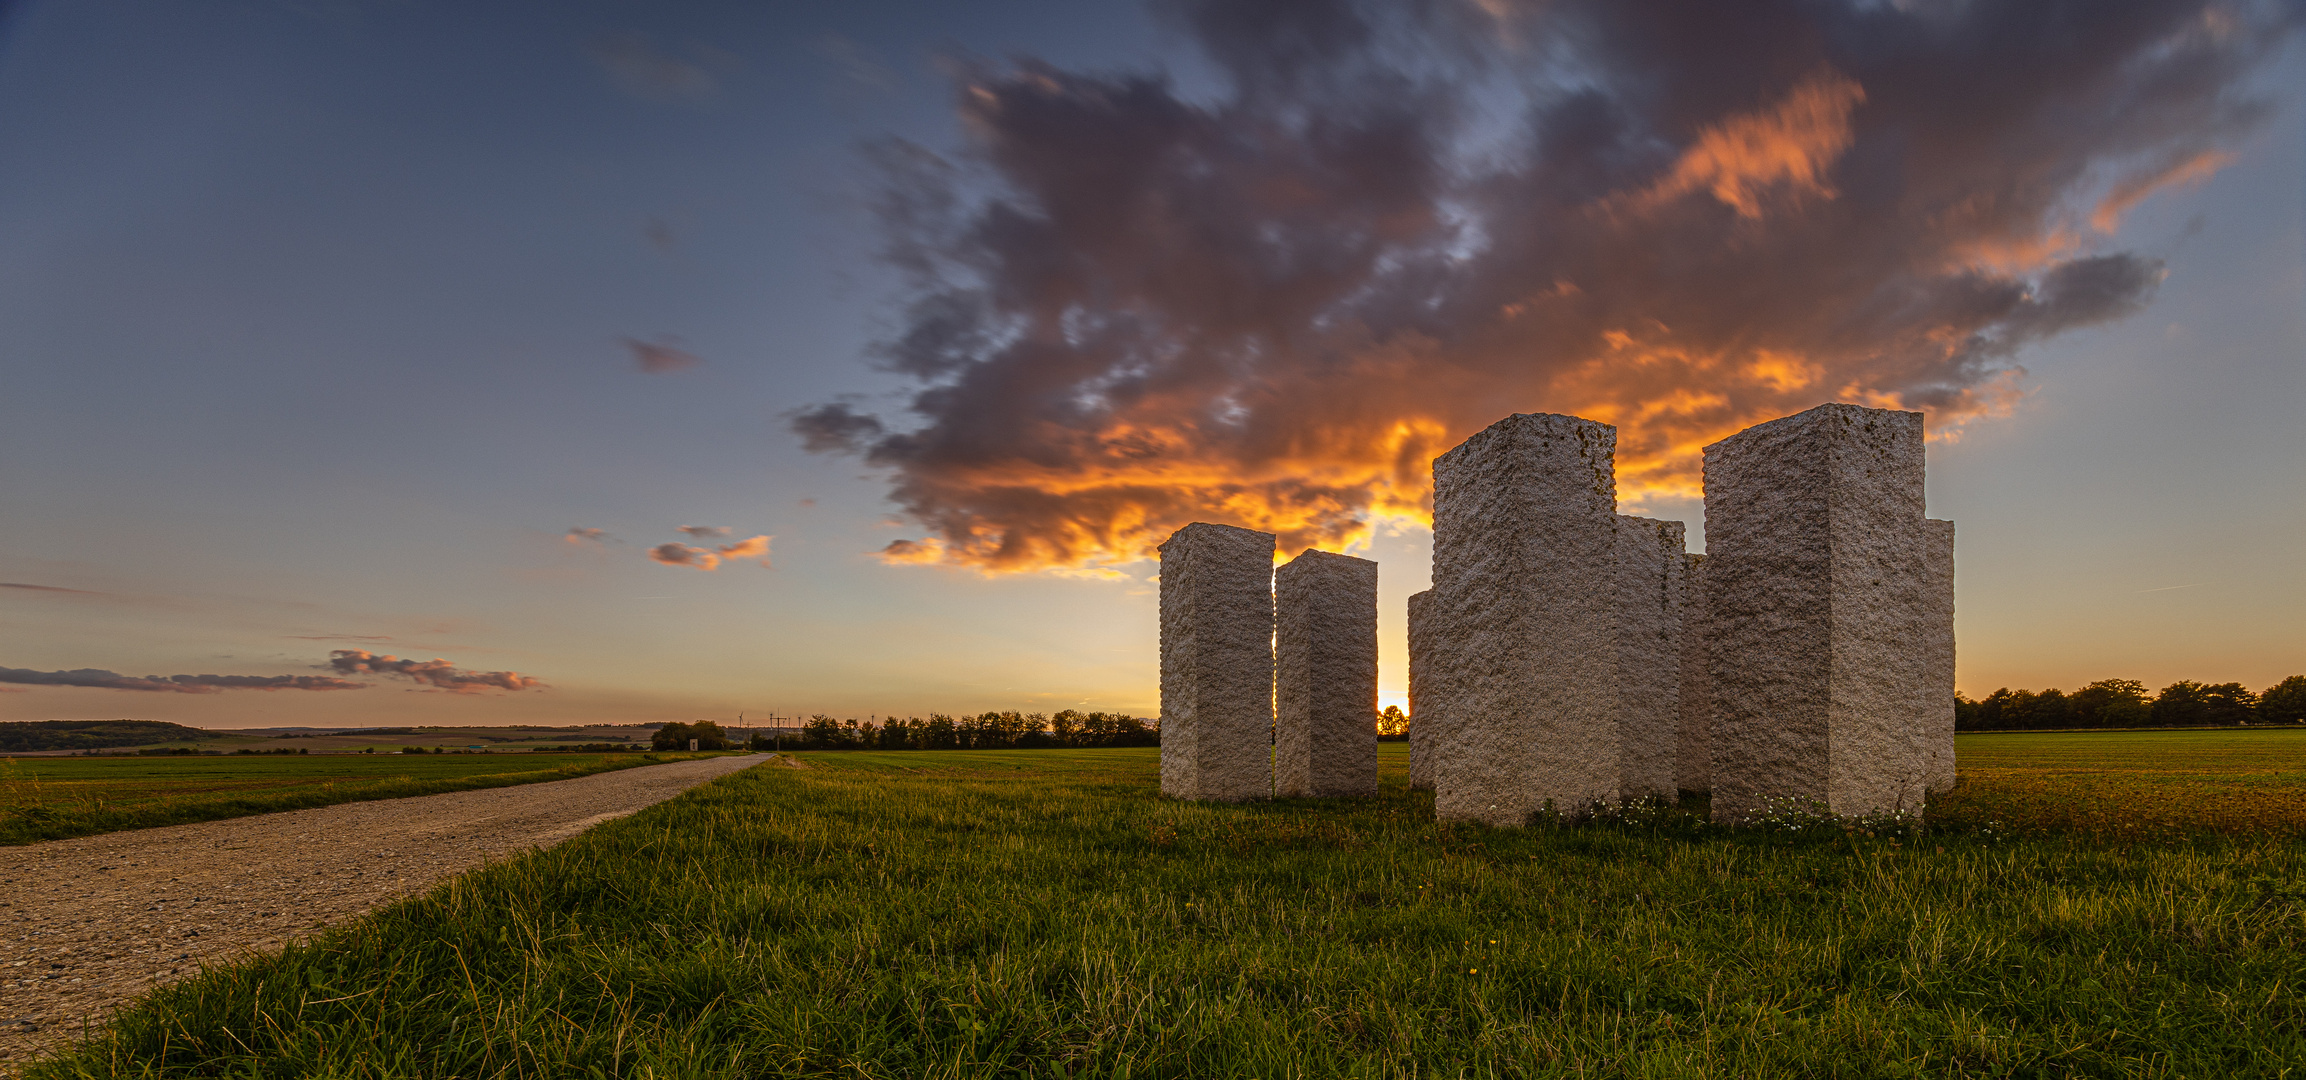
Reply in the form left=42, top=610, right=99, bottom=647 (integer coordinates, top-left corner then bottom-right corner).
left=1704, top=403, right=1930, bottom=822
left=1430, top=413, right=1621, bottom=824
left=1406, top=588, right=1438, bottom=791
left=1677, top=553, right=1711, bottom=795
left=1159, top=522, right=1276, bottom=802
left=1274, top=549, right=1379, bottom=798
left=1923, top=518, right=1957, bottom=793
left=1615, top=515, right=1685, bottom=801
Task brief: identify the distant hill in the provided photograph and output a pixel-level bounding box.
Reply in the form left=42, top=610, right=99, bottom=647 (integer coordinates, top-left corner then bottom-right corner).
left=0, top=719, right=213, bottom=752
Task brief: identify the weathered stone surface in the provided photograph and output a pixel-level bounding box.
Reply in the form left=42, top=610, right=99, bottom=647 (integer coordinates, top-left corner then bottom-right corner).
left=1406, top=588, right=1437, bottom=791
left=1159, top=522, right=1276, bottom=802
left=1677, top=553, right=1711, bottom=794
left=1923, top=518, right=1957, bottom=793
left=1275, top=549, right=1379, bottom=798
left=1705, top=403, right=1930, bottom=822
left=1615, top=515, right=1685, bottom=801
left=1430, top=413, right=1621, bottom=824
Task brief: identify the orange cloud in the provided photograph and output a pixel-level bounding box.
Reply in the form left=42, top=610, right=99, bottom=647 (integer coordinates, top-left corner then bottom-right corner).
left=2092, top=149, right=2236, bottom=232
left=1634, top=71, right=1865, bottom=218
left=717, top=534, right=773, bottom=566
left=648, top=542, right=721, bottom=570
left=649, top=533, right=773, bottom=570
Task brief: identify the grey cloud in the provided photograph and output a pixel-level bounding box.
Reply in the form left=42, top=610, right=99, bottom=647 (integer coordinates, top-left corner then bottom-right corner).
left=788, top=403, right=886, bottom=454
left=795, top=0, right=2299, bottom=571
left=0, top=666, right=367, bottom=693
left=591, top=32, right=717, bottom=103
left=324, top=650, right=543, bottom=693
left=623, top=337, right=701, bottom=373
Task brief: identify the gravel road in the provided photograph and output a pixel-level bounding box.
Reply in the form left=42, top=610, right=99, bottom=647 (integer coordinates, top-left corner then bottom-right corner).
left=0, top=753, right=767, bottom=1073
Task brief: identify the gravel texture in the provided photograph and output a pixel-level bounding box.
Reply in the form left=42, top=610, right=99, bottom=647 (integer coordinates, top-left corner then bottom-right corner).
left=0, top=753, right=766, bottom=1073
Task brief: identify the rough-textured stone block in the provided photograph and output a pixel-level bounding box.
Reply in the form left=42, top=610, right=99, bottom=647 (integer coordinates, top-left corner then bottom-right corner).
left=1159, top=522, right=1276, bottom=802
left=1406, top=588, right=1438, bottom=791
left=1705, top=403, right=1930, bottom=822
left=1615, top=515, right=1685, bottom=801
left=1275, top=549, right=1379, bottom=798
left=1677, top=553, right=1711, bottom=794
left=1923, top=519, right=1957, bottom=793
left=1431, top=413, right=1621, bottom=824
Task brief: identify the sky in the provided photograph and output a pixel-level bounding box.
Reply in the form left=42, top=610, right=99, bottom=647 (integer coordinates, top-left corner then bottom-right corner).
left=1, top=0, right=2300, bottom=730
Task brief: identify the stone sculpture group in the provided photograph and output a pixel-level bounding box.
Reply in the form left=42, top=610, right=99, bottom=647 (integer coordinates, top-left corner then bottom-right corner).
left=1158, top=401, right=1955, bottom=823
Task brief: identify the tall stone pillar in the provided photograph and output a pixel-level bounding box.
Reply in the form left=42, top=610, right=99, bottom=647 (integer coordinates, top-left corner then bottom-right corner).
left=1923, top=519, right=1957, bottom=793
left=1430, top=413, right=1621, bottom=825
left=1158, top=522, right=1276, bottom=802
left=1406, top=588, right=1438, bottom=791
left=1677, top=553, right=1711, bottom=795
left=1704, top=403, right=1930, bottom=822
left=1615, top=515, right=1685, bottom=801
left=1274, top=549, right=1378, bottom=798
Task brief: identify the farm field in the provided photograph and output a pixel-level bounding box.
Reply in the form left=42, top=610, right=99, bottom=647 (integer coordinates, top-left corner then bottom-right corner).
left=0, top=723, right=667, bottom=756
left=0, top=752, right=719, bottom=845
left=30, top=735, right=2306, bottom=1078
left=1933, top=727, right=2306, bottom=837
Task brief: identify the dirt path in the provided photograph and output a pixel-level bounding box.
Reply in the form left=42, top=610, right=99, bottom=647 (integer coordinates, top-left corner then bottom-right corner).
left=0, top=752, right=768, bottom=1073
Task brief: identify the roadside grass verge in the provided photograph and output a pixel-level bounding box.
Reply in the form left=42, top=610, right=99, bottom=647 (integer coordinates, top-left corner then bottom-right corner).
left=31, top=744, right=2306, bottom=1078
left=0, top=753, right=726, bottom=846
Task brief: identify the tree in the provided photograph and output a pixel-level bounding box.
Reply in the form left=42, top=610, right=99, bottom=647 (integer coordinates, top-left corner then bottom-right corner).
left=1378, top=705, right=1409, bottom=738
left=801, top=714, right=853, bottom=750
left=651, top=721, right=694, bottom=751
left=2261, top=676, right=2306, bottom=723
left=695, top=721, right=734, bottom=750
left=924, top=714, right=958, bottom=749
left=2199, top=683, right=2259, bottom=725
left=2070, top=679, right=2152, bottom=728
left=2153, top=681, right=2258, bottom=726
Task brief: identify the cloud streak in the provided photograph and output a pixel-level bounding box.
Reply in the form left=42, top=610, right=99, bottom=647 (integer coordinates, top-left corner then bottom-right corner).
left=0, top=666, right=366, bottom=694
left=623, top=337, right=701, bottom=373
left=324, top=650, right=544, bottom=693
left=796, top=0, right=2298, bottom=571
left=647, top=533, right=773, bottom=570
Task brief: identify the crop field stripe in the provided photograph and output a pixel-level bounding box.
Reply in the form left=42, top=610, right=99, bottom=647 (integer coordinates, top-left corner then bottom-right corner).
left=0, top=753, right=732, bottom=846
left=25, top=741, right=2306, bottom=1078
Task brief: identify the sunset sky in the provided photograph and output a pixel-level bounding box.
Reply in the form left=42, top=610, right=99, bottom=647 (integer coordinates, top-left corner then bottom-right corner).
left=2, top=0, right=2300, bottom=729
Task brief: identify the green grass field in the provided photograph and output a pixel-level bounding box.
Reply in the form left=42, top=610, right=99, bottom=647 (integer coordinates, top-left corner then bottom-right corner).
left=29, top=736, right=2306, bottom=1078
left=1933, top=727, right=2306, bottom=837
left=0, top=752, right=715, bottom=846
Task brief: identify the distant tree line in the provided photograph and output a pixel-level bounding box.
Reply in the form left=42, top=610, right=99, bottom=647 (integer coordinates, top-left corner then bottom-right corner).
left=749, top=710, right=1156, bottom=752
left=651, top=721, right=736, bottom=751
left=0, top=719, right=211, bottom=752
left=1957, top=676, right=2306, bottom=731
left=653, top=705, right=1409, bottom=752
